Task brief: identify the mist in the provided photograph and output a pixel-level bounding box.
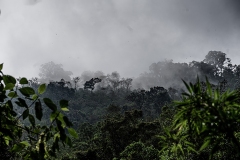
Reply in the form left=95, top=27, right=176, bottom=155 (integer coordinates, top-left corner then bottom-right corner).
left=1, top=0, right=240, bottom=82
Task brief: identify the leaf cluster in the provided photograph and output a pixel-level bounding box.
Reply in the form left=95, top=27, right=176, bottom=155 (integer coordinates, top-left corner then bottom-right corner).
left=0, top=63, right=77, bottom=159
left=159, top=77, right=240, bottom=159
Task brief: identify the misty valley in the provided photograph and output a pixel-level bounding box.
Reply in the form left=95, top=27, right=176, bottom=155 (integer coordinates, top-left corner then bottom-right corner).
left=2, top=51, right=240, bottom=159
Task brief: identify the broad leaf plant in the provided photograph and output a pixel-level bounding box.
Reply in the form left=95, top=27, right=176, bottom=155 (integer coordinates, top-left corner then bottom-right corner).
left=0, top=63, right=77, bottom=159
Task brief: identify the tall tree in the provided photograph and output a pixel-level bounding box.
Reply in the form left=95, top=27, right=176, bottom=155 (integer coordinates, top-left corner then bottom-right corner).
left=203, top=51, right=231, bottom=77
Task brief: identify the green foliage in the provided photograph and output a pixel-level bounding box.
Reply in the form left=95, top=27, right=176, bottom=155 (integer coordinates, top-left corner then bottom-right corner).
left=71, top=109, right=162, bottom=160
left=60, top=99, right=69, bottom=111
left=159, top=77, right=240, bottom=159
left=0, top=63, right=76, bottom=159
left=19, top=77, right=29, bottom=85
left=119, top=141, right=159, bottom=160
left=84, top=78, right=102, bottom=91
left=38, top=84, right=46, bottom=94
left=126, top=86, right=172, bottom=118
left=3, top=51, right=240, bottom=159
left=43, top=98, right=57, bottom=112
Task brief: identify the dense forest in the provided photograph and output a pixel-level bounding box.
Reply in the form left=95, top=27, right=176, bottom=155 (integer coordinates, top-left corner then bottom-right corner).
left=2, top=51, right=240, bottom=159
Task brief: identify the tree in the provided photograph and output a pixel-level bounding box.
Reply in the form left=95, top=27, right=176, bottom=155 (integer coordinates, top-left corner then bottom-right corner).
left=73, top=109, right=162, bottom=159
left=72, top=77, right=81, bottom=91
left=39, top=61, right=73, bottom=83
left=126, top=86, right=172, bottom=116
left=190, top=61, right=217, bottom=80
left=0, top=63, right=77, bottom=159
left=203, top=51, right=232, bottom=77
left=204, top=51, right=227, bottom=69
left=126, top=89, right=146, bottom=109
left=44, top=79, right=75, bottom=102
left=119, top=141, right=159, bottom=160
left=119, top=78, right=133, bottom=92
left=84, top=78, right=102, bottom=91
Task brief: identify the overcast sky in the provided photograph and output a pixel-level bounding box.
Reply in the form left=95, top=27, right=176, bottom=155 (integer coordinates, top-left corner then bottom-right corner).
left=1, top=0, right=240, bottom=79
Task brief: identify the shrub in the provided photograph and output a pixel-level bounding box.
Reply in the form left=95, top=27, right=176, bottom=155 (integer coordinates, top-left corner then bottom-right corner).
left=0, top=63, right=77, bottom=159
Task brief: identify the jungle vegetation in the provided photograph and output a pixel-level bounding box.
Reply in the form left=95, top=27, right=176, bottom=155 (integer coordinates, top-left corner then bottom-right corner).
left=2, top=51, right=240, bottom=159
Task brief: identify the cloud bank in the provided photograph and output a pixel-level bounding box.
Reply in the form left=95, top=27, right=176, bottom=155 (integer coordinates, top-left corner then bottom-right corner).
left=1, top=0, right=240, bottom=79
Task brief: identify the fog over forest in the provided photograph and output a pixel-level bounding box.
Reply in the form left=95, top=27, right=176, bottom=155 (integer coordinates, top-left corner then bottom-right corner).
left=1, top=0, right=240, bottom=80
left=2, top=1, right=240, bottom=159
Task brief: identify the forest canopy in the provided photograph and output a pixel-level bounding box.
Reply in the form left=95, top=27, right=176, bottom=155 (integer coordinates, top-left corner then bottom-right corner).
left=2, top=51, right=240, bottom=159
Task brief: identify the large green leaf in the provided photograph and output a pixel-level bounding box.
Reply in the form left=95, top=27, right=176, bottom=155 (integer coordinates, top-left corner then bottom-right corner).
left=11, top=144, right=25, bottom=152
left=19, top=77, right=28, bottom=84
left=43, top=98, right=57, bottom=112
left=50, top=111, right=59, bottom=122
left=35, top=101, right=43, bottom=121
left=4, top=136, right=11, bottom=145
left=199, top=139, right=211, bottom=151
left=3, top=75, right=16, bottom=85
left=4, top=83, right=15, bottom=90
left=20, top=141, right=30, bottom=146
left=8, top=91, right=18, bottom=98
left=28, top=114, right=35, bottom=127
left=16, top=98, right=28, bottom=108
left=60, top=100, right=69, bottom=111
left=68, top=128, right=78, bottom=138
left=38, top=84, right=46, bottom=94
left=22, top=109, right=29, bottom=120
left=57, top=113, right=66, bottom=128
left=54, top=133, right=60, bottom=141
left=19, top=87, right=35, bottom=97
left=63, top=116, right=73, bottom=127
left=182, top=79, right=192, bottom=95
left=11, top=141, right=30, bottom=152
left=32, top=94, right=38, bottom=100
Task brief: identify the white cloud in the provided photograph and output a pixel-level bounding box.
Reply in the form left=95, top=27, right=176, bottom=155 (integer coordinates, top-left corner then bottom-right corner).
left=0, top=0, right=240, bottom=78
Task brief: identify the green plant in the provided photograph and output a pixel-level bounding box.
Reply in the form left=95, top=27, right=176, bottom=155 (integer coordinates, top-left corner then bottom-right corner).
left=159, top=77, right=240, bottom=159
left=119, top=141, right=159, bottom=160
left=0, top=63, right=78, bottom=159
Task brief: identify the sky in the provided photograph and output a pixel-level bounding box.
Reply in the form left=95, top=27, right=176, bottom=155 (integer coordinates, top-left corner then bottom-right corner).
left=1, top=0, right=240, bottom=79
